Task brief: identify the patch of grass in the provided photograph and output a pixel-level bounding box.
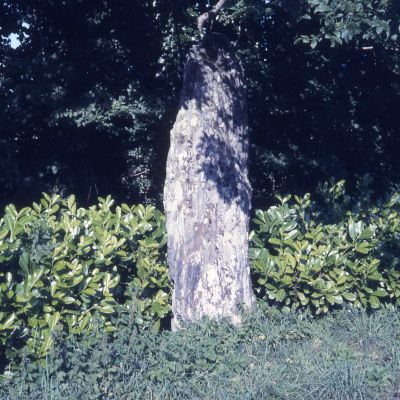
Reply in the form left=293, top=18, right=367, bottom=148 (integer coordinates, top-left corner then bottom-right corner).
left=1, top=304, right=400, bottom=399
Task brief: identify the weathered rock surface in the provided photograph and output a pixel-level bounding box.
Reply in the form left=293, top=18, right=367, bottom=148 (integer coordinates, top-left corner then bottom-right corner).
left=164, top=33, right=255, bottom=329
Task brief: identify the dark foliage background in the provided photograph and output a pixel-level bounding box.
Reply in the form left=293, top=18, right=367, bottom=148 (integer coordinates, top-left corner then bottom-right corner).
left=1, top=0, right=399, bottom=209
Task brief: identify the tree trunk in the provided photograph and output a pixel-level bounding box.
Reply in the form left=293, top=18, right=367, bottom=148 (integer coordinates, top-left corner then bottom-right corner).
left=164, top=33, right=255, bottom=329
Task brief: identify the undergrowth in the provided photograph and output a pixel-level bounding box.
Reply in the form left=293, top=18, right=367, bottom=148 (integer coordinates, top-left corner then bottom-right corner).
left=1, top=304, right=400, bottom=400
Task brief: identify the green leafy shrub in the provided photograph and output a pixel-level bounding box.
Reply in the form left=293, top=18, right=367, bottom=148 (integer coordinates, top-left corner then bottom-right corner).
left=250, top=179, right=400, bottom=314
left=1, top=306, right=400, bottom=399
left=2, top=179, right=400, bottom=371
left=0, top=194, right=170, bottom=365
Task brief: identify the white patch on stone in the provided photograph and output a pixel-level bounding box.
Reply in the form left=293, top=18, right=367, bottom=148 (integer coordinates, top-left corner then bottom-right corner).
left=189, top=251, right=201, bottom=267
left=204, top=264, right=219, bottom=288
left=175, top=182, right=183, bottom=203
left=190, top=116, right=198, bottom=127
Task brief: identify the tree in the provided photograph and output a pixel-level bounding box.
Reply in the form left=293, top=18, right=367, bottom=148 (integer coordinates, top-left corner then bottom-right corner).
left=1, top=0, right=400, bottom=212
left=0, top=1, right=171, bottom=208
left=164, top=2, right=255, bottom=328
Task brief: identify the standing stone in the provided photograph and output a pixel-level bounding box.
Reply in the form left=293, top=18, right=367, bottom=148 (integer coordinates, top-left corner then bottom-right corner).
left=164, top=33, right=255, bottom=329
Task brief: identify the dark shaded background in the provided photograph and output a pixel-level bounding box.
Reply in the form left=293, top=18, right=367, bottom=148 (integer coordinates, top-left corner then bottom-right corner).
left=1, top=0, right=399, bottom=210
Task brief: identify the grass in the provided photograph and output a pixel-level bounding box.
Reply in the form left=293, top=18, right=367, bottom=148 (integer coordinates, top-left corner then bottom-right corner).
left=1, top=304, right=400, bottom=399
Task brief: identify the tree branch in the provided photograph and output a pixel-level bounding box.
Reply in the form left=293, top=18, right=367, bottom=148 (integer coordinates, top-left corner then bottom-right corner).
left=197, top=0, right=232, bottom=36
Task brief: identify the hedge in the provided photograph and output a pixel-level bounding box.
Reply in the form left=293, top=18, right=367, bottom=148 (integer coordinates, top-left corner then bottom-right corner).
left=0, top=194, right=169, bottom=365
left=1, top=178, right=400, bottom=367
